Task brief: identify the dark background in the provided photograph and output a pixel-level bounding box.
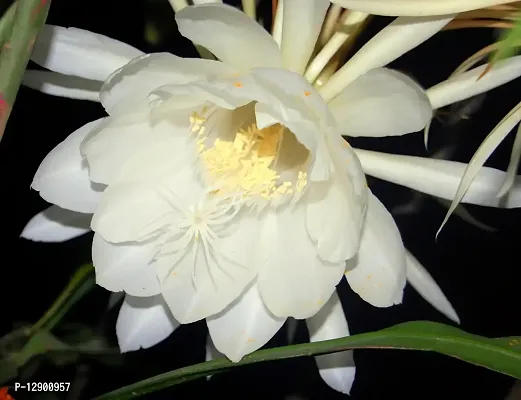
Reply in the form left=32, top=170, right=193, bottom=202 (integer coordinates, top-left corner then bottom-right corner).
left=1, top=0, right=520, bottom=399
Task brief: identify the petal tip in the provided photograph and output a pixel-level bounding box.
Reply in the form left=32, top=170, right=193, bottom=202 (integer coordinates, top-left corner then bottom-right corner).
left=446, top=308, right=461, bottom=325
left=317, top=364, right=356, bottom=395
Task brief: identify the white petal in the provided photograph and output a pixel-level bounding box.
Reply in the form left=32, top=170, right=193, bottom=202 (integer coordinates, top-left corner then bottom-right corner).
left=204, top=335, right=222, bottom=362
left=427, top=55, right=521, bottom=110
left=320, top=15, right=453, bottom=102
left=345, top=192, right=406, bottom=307
left=306, top=110, right=368, bottom=265
left=306, top=179, right=363, bottom=263
left=23, top=70, right=101, bottom=101
left=32, top=25, right=144, bottom=82
left=20, top=206, right=91, bottom=242
left=92, top=167, right=198, bottom=243
left=100, top=53, right=237, bottom=115
left=329, top=0, right=519, bottom=16
left=306, top=291, right=355, bottom=395
left=259, top=206, right=346, bottom=319
left=92, top=182, right=172, bottom=243
left=160, top=213, right=264, bottom=324
left=332, top=137, right=368, bottom=200
left=206, top=282, right=286, bottom=362
left=249, top=68, right=335, bottom=182
left=92, top=233, right=161, bottom=297
left=355, top=149, right=521, bottom=208
left=175, top=4, right=282, bottom=71
left=405, top=250, right=459, bottom=323
left=81, top=109, right=193, bottom=185
left=328, top=68, right=432, bottom=137
left=281, top=0, right=330, bottom=74
left=32, top=119, right=106, bottom=213
left=116, top=294, right=179, bottom=352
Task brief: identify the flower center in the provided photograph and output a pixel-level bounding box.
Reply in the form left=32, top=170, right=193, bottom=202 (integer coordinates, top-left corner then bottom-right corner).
left=190, top=105, right=310, bottom=205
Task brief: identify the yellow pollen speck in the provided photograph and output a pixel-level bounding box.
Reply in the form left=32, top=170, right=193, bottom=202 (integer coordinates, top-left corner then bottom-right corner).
left=342, top=140, right=349, bottom=148
left=367, top=275, right=372, bottom=280
left=233, top=81, right=243, bottom=88
left=247, top=338, right=255, bottom=343
left=171, top=271, right=177, bottom=276
left=304, top=91, right=311, bottom=97
left=190, top=111, right=207, bottom=134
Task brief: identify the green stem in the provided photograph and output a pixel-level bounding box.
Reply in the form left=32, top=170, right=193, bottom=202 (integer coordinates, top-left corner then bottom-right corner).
left=29, top=264, right=95, bottom=335
left=0, top=0, right=50, bottom=139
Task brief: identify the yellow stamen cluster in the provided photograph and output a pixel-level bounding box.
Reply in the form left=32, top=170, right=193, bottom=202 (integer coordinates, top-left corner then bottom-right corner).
left=191, top=111, right=308, bottom=200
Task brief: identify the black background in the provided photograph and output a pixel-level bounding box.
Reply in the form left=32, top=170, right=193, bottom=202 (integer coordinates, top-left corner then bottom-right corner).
left=1, top=1, right=521, bottom=399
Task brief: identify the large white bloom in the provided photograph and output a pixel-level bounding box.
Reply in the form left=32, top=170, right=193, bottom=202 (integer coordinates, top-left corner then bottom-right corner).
left=20, top=1, right=521, bottom=394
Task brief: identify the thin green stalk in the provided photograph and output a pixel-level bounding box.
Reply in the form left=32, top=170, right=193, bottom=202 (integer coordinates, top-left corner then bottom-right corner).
left=29, top=264, right=95, bottom=335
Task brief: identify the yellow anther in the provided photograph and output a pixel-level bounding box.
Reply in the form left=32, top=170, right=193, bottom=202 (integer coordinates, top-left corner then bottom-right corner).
left=196, top=114, right=308, bottom=201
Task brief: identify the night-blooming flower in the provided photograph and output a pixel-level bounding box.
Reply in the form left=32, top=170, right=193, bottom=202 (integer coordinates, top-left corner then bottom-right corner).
left=20, top=1, right=521, bottom=394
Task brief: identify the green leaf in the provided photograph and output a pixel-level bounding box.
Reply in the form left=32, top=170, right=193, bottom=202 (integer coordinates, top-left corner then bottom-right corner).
left=94, top=321, right=521, bottom=400
left=488, top=18, right=521, bottom=67
left=0, top=3, right=17, bottom=49
left=0, top=0, right=51, bottom=139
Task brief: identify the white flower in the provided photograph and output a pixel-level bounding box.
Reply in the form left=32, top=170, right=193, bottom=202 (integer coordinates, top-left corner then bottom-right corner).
left=20, top=1, right=521, bottom=394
